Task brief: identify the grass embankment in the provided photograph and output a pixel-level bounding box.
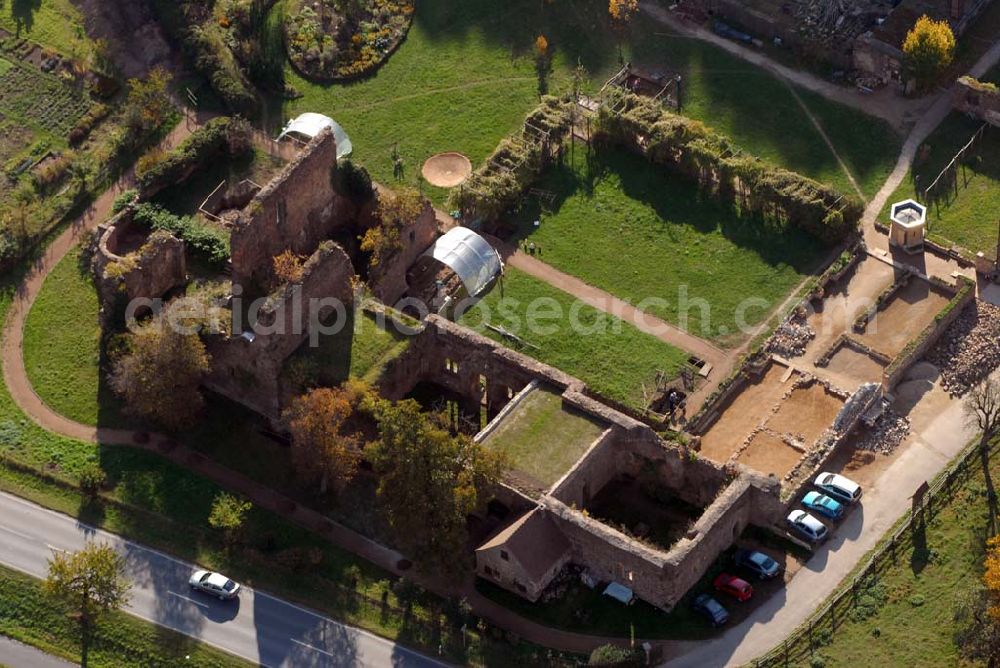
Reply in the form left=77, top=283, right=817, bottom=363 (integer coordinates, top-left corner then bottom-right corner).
left=783, top=439, right=1000, bottom=668
left=481, top=388, right=606, bottom=487
left=459, top=267, right=690, bottom=410
left=508, top=146, right=827, bottom=344
left=881, top=112, right=1000, bottom=254
left=280, top=0, right=900, bottom=204
left=0, top=564, right=248, bottom=667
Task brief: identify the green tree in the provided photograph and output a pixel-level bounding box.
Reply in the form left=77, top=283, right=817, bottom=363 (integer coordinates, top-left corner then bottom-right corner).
left=366, top=398, right=509, bottom=573
left=903, top=15, right=955, bottom=89
left=44, top=542, right=131, bottom=668
left=208, top=492, right=253, bottom=545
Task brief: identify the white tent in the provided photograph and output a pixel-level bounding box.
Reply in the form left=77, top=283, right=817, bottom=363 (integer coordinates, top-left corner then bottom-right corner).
left=277, top=113, right=353, bottom=159
left=427, top=227, right=502, bottom=297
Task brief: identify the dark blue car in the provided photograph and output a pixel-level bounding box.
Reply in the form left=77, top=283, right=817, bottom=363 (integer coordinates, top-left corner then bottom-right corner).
left=802, top=491, right=845, bottom=520
left=733, top=549, right=781, bottom=580
left=692, top=594, right=729, bottom=626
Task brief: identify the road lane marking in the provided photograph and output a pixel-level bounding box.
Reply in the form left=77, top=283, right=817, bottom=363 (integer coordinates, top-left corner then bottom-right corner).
left=168, top=590, right=210, bottom=609
left=45, top=544, right=68, bottom=553
left=0, top=525, right=36, bottom=542
left=291, top=639, right=336, bottom=658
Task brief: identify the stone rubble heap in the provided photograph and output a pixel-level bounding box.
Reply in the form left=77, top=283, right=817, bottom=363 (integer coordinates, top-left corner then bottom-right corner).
left=853, top=411, right=910, bottom=455
left=926, top=300, right=1000, bottom=397
left=766, top=313, right=815, bottom=359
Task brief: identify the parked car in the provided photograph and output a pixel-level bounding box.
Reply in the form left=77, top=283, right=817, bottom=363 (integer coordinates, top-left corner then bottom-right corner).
left=787, top=510, right=828, bottom=543
left=814, top=472, right=863, bottom=504
left=692, top=593, right=730, bottom=626
left=733, top=549, right=782, bottom=580
left=713, top=573, right=753, bottom=602
left=189, top=570, right=241, bottom=600
left=802, top=490, right=845, bottom=520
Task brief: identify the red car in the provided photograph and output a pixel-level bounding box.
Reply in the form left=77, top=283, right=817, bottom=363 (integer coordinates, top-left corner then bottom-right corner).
left=713, top=573, right=753, bottom=602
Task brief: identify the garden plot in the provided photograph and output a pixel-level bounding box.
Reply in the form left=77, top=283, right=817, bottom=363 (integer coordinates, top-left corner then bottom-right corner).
left=0, top=60, right=93, bottom=135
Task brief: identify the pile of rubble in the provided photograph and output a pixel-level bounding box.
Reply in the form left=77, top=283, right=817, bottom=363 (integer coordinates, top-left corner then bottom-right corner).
left=766, top=313, right=815, bottom=359
left=926, top=300, right=1000, bottom=396
left=853, top=411, right=910, bottom=455
left=788, top=0, right=887, bottom=43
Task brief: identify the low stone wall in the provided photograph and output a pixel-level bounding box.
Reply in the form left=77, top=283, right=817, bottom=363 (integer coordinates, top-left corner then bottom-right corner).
left=882, top=276, right=976, bottom=391
left=953, top=76, right=1000, bottom=126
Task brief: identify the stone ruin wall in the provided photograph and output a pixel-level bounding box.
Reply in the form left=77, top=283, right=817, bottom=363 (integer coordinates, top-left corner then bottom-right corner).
left=204, top=242, right=356, bottom=420
left=953, top=76, right=1000, bottom=127
left=367, top=198, right=441, bottom=307
left=92, top=208, right=187, bottom=324
left=230, top=129, right=355, bottom=295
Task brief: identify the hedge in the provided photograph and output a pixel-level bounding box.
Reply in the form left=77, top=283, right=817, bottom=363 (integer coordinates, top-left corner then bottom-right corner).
left=594, top=92, right=862, bottom=244
left=132, top=203, right=229, bottom=266
left=136, top=117, right=251, bottom=195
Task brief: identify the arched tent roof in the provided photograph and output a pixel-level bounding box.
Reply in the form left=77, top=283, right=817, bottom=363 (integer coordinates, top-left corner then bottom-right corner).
left=277, top=113, right=353, bottom=159
left=428, top=227, right=503, bottom=297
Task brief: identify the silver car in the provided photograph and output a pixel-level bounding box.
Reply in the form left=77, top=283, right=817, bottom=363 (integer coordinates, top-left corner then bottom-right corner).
left=787, top=510, right=828, bottom=543
left=189, top=570, right=241, bottom=600
left=814, top=472, right=863, bottom=504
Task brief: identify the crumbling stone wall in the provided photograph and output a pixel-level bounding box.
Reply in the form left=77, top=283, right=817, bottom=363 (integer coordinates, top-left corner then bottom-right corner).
left=93, top=209, right=186, bottom=325
left=204, top=242, right=356, bottom=419
left=230, top=129, right=354, bottom=295
left=953, top=76, right=1000, bottom=127
left=368, top=199, right=440, bottom=306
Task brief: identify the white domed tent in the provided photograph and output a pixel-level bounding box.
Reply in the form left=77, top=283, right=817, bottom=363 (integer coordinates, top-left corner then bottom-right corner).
left=277, top=113, right=353, bottom=159
left=426, top=227, right=503, bottom=297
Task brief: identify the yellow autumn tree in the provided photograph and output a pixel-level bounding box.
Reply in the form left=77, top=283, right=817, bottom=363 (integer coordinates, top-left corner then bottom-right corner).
left=535, top=35, right=549, bottom=57
left=609, top=0, right=638, bottom=22
left=273, top=249, right=305, bottom=284
left=902, top=15, right=955, bottom=89
left=986, top=534, right=1000, bottom=618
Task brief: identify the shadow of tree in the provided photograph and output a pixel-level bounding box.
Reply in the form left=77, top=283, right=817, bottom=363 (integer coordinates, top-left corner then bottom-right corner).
left=11, top=0, right=40, bottom=37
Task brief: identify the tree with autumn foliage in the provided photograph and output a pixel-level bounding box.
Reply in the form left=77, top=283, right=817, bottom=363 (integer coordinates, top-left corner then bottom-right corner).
left=365, top=398, right=509, bottom=573
left=955, top=534, right=1000, bottom=668
left=609, top=0, right=638, bottom=23
left=360, top=187, right=424, bottom=268
left=110, top=302, right=211, bottom=430
left=284, top=381, right=369, bottom=494
left=45, top=543, right=131, bottom=668
left=903, top=15, right=955, bottom=90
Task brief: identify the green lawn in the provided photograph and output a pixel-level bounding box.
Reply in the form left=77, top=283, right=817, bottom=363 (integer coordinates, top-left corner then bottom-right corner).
left=23, top=246, right=102, bottom=425
left=481, top=387, right=606, bottom=487
left=0, top=0, right=94, bottom=61
left=0, top=58, right=12, bottom=76
left=783, top=439, right=1000, bottom=668
left=508, top=146, right=828, bottom=343
left=279, top=0, right=900, bottom=204
left=459, top=267, right=690, bottom=409
left=882, top=113, right=1000, bottom=254
left=0, top=564, right=249, bottom=667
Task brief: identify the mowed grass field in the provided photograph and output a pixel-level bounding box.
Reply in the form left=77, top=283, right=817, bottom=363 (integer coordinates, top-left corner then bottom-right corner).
left=785, top=440, right=1000, bottom=668
left=281, top=0, right=900, bottom=203
left=882, top=113, right=1000, bottom=254
left=509, top=146, right=828, bottom=342
left=458, top=267, right=690, bottom=409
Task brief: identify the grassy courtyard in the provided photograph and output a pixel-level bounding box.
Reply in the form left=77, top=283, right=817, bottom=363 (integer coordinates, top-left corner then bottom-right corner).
left=459, top=267, right=690, bottom=410
left=480, top=387, right=606, bottom=487
left=279, top=0, right=900, bottom=204
left=883, top=113, right=1000, bottom=254
left=509, top=146, right=828, bottom=343
left=782, top=439, right=1000, bottom=668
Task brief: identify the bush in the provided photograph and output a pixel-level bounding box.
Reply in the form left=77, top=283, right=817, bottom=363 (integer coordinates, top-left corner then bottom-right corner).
left=111, top=189, right=139, bottom=214
left=588, top=644, right=644, bottom=667
left=132, top=203, right=229, bottom=266
left=77, top=463, right=107, bottom=497
left=136, top=117, right=250, bottom=195
left=67, top=103, right=111, bottom=146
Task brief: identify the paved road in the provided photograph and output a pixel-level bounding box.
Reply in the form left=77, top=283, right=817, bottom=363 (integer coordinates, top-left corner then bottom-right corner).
left=0, top=636, right=73, bottom=668
left=0, top=492, right=446, bottom=668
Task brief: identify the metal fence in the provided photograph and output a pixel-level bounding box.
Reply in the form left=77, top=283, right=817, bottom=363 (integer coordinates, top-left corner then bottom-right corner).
left=751, top=435, right=1000, bottom=668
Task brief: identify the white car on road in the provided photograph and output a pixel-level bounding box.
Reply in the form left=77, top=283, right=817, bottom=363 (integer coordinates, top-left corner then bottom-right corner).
left=189, top=570, right=241, bottom=600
